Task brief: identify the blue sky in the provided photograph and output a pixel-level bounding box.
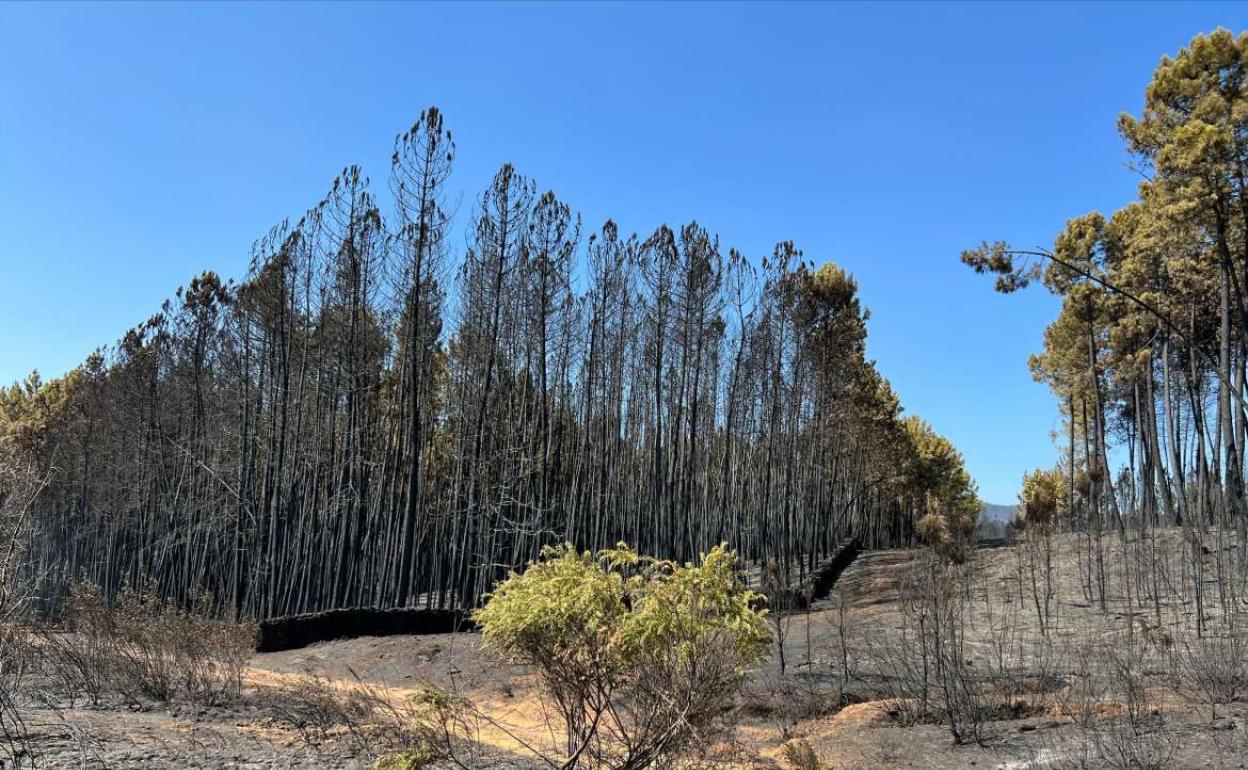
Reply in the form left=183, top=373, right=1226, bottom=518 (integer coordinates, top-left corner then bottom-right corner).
left=1, top=2, right=1242, bottom=503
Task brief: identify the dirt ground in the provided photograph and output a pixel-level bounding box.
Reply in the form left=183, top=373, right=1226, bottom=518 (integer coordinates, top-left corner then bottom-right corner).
left=19, top=532, right=1248, bottom=769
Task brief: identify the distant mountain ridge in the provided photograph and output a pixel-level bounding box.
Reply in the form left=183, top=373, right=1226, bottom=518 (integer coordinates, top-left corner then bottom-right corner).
left=980, top=503, right=1017, bottom=523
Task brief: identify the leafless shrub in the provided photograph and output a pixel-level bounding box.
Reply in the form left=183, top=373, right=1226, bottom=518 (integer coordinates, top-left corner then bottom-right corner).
left=112, top=586, right=252, bottom=705
left=37, top=582, right=114, bottom=705
left=830, top=592, right=854, bottom=696
left=259, top=672, right=393, bottom=752
left=1052, top=634, right=1177, bottom=770
left=1101, top=635, right=1159, bottom=730
left=763, top=562, right=810, bottom=678
left=749, top=606, right=850, bottom=726
left=874, top=555, right=995, bottom=743
left=780, top=738, right=821, bottom=770
left=1175, top=630, right=1248, bottom=720
left=1052, top=640, right=1108, bottom=731
left=0, top=621, right=36, bottom=768
left=1089, top=711, right=1176, bottom=770
left=761, top=673, right=848, bottom=725
left=40, top=581, right=253, bottom=707
left=1029, top=731, right=1097, bottom=770
left=0, top=452, right=43, bottom=768
left=373, top=748, right=442, bottom=770
left=860, top=620, right=931, bottom=726
left=257, top=671, right=459, bottom=763
left=931, top=616, right=991, bottom=743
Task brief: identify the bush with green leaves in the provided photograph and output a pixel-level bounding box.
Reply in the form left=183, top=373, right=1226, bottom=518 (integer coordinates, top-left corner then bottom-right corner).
left=475, top=542, right=769, bottom=770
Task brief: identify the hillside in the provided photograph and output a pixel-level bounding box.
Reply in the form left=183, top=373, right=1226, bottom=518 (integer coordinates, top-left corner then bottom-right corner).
left=17, top=532, right=1248, bottom=769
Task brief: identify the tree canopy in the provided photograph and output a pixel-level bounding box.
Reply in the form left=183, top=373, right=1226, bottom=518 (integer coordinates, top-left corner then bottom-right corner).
left=4, top=108, right=978, bottom=618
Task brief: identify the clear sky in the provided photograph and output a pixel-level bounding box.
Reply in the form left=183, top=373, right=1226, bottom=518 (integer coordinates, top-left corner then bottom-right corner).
left=1, top=2, right=1242, bottom=503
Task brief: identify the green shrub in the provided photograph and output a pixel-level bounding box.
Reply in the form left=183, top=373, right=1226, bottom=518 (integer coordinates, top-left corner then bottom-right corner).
left=475, top=542, right=769, bottom=769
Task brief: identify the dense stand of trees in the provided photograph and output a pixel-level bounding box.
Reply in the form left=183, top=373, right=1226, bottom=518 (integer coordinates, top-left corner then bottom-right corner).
left=2, top=108, right=976, bottom=620
left=966, top=29, right=1248, bottom=629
